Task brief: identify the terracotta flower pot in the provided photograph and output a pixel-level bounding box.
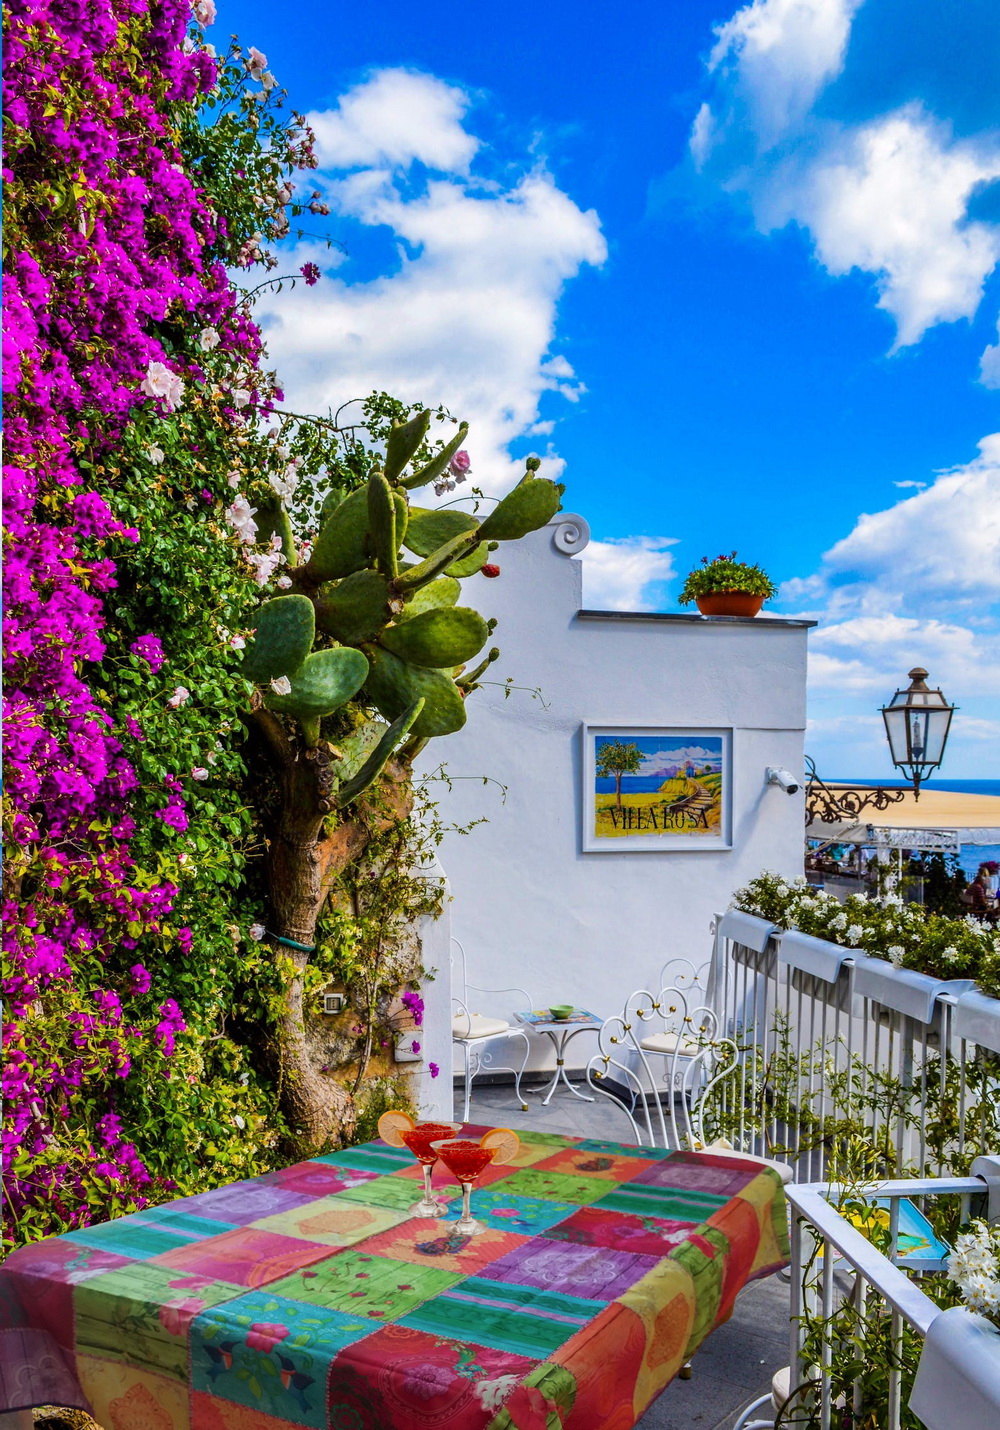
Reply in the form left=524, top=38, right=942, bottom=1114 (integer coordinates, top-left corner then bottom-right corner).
left=695, top=592, right=765, bottom=617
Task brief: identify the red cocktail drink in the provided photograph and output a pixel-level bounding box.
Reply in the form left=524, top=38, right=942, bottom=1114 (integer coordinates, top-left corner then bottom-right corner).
left=435, top=1139, right=495, bottom=1181
left=430, top=1136, right=501, bottom=1236
left=401, top=1123, right=461, bottom=1165
left=401, top=1120, right=460, bottom=1217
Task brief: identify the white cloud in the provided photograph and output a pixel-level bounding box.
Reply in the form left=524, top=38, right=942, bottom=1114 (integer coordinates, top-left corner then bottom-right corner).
left=580, top=536, right=678, bottom=611
left=257, top=69, right=606, bottom=493
left=307, top=69, right=479, bottom=172
left=707, top=0, right=861, bottom=148
left=796, top=108, right=1000, bottom=347
left=820, top=433, right=1000, bottom=605
left=694, top=1, right=1000, bottom=348
left=786, top=435, right=1000, bottom=774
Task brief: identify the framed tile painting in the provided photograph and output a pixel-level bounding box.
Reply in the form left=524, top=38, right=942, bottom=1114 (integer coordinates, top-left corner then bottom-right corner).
left=582, top=725, right=733, bottom=852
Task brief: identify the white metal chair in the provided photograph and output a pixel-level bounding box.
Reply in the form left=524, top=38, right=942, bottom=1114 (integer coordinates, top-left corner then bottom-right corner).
left=585, top=975, right=792, bottom=1184
left=451, top=937, right=532, bottom=1122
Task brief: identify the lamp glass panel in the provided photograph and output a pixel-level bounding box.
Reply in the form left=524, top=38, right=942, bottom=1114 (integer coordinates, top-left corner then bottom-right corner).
left=920, top=708, right=952, bottom=766
left=883, top=706, right=911, bottom=766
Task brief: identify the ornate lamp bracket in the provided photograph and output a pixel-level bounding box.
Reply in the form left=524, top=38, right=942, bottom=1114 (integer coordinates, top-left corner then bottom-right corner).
left=804, top=755, right=907, bottom=828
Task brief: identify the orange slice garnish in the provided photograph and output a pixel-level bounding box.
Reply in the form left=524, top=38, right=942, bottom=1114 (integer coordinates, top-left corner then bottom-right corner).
left=480, top=1127, right=520, bottom=1166
left=377, top=1109, right=415, bottom=1147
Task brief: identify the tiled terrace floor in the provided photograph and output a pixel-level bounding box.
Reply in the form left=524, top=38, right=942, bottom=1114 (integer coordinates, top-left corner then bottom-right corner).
left=466, top=1078, right=791, bottom=1430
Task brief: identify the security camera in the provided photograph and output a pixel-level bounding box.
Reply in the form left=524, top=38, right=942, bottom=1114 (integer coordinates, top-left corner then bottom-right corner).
left=766, top=767, right=800, bottom=795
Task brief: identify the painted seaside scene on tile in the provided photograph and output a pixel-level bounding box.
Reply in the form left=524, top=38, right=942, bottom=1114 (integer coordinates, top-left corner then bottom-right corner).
left=593, top=733, right=725, bottom=841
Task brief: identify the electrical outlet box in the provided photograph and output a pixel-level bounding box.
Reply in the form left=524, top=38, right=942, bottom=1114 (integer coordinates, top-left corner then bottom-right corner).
left=323, top=993, right=345, bottom=1015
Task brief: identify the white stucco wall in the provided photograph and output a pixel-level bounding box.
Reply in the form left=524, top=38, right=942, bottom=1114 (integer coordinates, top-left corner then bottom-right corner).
left=418, top=515, right=813, bottom=1075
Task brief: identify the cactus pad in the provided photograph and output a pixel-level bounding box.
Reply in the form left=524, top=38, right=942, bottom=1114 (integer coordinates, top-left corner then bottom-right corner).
left=398, top=576, right=460, bottom=620
left=477, top=476, right=563, bottom=542
left=308, top=486, right=370, bottom=580
left=446, top=541, right=489, bottom=577
left=384, top=409, right=430, bottom=484
left=404, top=507, right=479, bottom=557
left=362, top=645, right=467, bottom=738
left=264, top=646, right=369, bottom=720
left=380, top=607, right=489, bottom=668
left=335, top=699, right=425, bottom=807
left=367, top=473, right=398, bottom=577
left=315, top=570, right=394, bottom=645
left=402, top=422, right=469, bottom=490
left=241, top=595, right=315, bottom=684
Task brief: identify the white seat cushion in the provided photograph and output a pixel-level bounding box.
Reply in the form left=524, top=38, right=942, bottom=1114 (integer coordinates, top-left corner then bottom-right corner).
left=697, top=1137, right=794, bottom=1185
left=452, top=1013, right=511, bottom=1040
left=639, top=1031, right=702, bottom=1058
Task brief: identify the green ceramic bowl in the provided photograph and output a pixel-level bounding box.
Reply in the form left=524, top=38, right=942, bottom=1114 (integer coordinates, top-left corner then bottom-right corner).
left=549, top=1004, right=574, bottom=1020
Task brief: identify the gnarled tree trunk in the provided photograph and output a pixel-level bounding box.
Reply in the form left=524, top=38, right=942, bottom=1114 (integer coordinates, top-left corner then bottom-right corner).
left=252, top=704, right=414, bottom=1154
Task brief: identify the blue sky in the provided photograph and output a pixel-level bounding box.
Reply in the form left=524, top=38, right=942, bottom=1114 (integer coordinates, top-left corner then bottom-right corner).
left=216, top=0, right=1000, bottom=778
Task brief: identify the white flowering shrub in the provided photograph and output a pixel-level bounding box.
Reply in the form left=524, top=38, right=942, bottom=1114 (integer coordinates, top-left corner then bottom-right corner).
left=947, top=1219, right=1000, bottom=1328
left=733, top=870, right=1000, bottom=998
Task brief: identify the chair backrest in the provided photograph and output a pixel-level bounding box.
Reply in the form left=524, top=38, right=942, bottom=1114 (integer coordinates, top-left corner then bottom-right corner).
left=450, top=937, right=533, bottom=1039
left=587, top=982, right=739, bottom=1150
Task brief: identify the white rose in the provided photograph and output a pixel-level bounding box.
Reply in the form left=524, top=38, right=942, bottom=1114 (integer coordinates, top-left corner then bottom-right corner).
left=167, top=686, right=190, bottom=709
left=229, top=635, right=246, bottom=650
left=147, top=445, right=165, bottom=466
left=249, top=922, right=266, bottom=941
left=247, top=46, right=267, bottom=79
left=191, top=766, right=209, bottom=781
left=199, top=327, right=220, bottom=351
left=192, top=0, right=216, bottom=26
left=269, top=675, right=292, bottom=695
left=276, top=575, right=292, bottom=589
left=230, top=388, right=252, bottom=410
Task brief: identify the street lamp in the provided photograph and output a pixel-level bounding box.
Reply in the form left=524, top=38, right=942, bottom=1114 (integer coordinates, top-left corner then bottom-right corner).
left=880, top=668, right=956, bottom=800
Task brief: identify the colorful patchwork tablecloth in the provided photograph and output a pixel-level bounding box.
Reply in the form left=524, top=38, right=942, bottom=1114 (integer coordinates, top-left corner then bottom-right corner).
left=0, top=1126, right=789, bottom=1430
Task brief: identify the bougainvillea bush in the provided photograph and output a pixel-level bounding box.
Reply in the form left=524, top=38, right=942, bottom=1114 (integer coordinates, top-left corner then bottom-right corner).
left=1, top=0, right=326, bottom=1247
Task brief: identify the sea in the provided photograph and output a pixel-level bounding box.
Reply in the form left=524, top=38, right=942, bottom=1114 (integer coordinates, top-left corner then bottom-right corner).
left=831, top=778, right=1000, bottom=878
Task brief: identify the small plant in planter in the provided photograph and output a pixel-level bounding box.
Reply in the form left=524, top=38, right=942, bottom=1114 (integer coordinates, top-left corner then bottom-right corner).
left=678, top=550, right=777, bottom=617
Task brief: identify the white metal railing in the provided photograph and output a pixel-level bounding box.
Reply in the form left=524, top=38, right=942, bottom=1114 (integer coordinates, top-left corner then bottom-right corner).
left=783, top=1159, right=1000, bottom=1430
left=711, top=912, right=1000, bottom=1184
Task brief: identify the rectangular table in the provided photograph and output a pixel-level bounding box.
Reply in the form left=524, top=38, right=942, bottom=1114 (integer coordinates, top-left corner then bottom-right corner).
left=0, top=1125, right=789, bottom=1430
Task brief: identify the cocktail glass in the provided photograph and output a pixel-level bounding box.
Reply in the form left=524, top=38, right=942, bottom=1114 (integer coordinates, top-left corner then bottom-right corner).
left=430, top=1137, right=498, bottom=1236
left=399, top=1121, right=461, bottom=1217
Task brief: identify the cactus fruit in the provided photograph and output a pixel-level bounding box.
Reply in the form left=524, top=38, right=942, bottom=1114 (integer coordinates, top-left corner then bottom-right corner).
left=308, top=486, right=370, bottom=580
left=482, top=564, right=500, bottom=578
left=380, top=607, right=489, bottom=668
left=334, top=699, right=425, bottom=807
left=241, top=595, right=315, bottom=684
left=384, top=409, right=431, bottom=484
left=398, top=576, right=460, bottom=620
left=367, top=473, right=398, bottom=578
left=404, top=507, right=479, bottom=557
left=477, top=474, right=564, bottom=542
left=265, top=646, right=369, bottom=730
left=362, top=645, right=467, bottom=738
left=314, top=570, right=394, bottom=645
left=401, top=422, right=469, bottom=491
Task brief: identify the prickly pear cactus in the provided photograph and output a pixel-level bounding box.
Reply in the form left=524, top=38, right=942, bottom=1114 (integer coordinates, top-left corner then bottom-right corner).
left=243, top=413, right=562, bottom=791
left=241, top=408, right=563, bottom=1155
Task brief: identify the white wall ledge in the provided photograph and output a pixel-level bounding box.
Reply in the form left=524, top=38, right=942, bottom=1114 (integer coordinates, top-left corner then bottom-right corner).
left=576, top=609, right=817, bottom=629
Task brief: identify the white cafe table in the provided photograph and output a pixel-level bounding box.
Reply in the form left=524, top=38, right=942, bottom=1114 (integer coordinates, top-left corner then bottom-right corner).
left=514, top=1007, right=603, bottom=1106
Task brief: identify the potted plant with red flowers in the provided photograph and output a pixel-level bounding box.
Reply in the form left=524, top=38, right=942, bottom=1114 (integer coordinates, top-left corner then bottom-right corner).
left=678, top=550, right=777, bottom=617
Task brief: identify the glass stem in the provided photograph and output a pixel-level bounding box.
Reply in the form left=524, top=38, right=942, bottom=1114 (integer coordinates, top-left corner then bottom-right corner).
left=422, top=1163, right=435, bottom=1206
left=462, top=1180, right=472, bottom=1224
